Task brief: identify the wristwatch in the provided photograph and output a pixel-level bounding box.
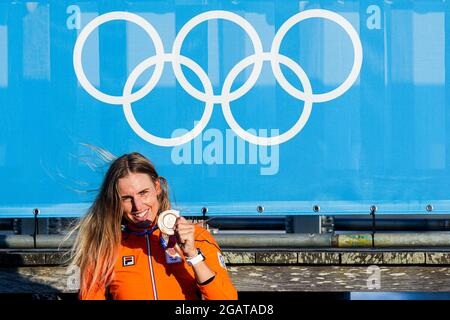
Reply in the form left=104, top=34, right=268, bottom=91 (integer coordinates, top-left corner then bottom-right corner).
left=185, top=249, right=205, bottom=266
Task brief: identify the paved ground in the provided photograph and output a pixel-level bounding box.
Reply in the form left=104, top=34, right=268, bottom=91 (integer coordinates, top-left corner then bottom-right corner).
left=228, top=265, right=450, bottom=292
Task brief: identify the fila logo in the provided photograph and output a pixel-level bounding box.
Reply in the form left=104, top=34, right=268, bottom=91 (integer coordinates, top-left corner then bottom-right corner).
left=122, top=255, right=135, bottom=267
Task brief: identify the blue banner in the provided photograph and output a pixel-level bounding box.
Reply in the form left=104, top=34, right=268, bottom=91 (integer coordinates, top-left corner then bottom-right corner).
left=0, top=1, right=449, bottom=217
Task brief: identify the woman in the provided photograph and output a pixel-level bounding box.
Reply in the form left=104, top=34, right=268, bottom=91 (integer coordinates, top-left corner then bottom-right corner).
left=69, top=152, right=237, bottom=300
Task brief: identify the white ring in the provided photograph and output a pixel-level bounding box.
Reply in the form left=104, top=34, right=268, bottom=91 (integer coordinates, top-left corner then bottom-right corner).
left=122, top=54, right=214, bottom=147
left=221, top=53, right=313, bottom=146
left=73, top=11, right=165, bottom=105
left=271, top=9, right=363, bottom=103
left=171, top=10, right=264, bottom=104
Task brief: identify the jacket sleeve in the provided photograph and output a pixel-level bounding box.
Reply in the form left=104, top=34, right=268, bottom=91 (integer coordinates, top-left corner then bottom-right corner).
left=194, top=227, right=238, bottom=300
left=78, top=269, right=108, bottom=300
left=79, top=284, right=107, bottom=300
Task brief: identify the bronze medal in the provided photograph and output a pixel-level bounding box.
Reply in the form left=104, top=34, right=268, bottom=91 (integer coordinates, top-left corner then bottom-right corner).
left=157, top=209, right=180, bottom=235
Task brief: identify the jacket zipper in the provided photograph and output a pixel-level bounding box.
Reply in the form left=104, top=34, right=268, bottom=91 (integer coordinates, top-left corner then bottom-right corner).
left=145, top=234, right=158, bottom=300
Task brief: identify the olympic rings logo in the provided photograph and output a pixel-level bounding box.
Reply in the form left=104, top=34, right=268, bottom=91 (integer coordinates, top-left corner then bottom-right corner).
left=73, top=9, right=363, bottom=146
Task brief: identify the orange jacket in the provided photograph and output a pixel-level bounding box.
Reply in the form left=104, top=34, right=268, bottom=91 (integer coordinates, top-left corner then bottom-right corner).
left=81, top=224, right=238, bottom=300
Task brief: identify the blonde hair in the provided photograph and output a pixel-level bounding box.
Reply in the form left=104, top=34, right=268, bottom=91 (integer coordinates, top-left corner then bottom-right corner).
left=68, top=152, right=171, bottom=298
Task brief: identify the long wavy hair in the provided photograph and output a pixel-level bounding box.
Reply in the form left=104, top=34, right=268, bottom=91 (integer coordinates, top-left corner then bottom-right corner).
left=68, top=152, right=171, bottom=298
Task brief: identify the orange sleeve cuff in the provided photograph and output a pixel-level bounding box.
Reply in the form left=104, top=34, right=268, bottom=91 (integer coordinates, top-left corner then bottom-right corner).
left=198, top=274, right=238, bottom=300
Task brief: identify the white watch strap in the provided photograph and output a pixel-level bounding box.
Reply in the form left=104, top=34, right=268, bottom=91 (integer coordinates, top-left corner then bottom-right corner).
left=186, top=250, right=204, bottom=266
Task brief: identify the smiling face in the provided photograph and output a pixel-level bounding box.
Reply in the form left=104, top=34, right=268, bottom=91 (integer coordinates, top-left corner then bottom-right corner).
left=118, top=172, right=161, bottom=229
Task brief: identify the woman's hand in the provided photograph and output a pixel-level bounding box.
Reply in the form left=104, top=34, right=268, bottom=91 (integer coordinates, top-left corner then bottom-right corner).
left=173, top=216, right=216, bottom=283
left=174, top=216, right=197, bottom=258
